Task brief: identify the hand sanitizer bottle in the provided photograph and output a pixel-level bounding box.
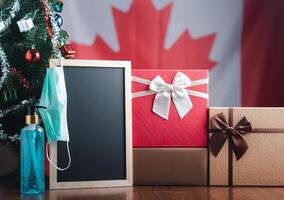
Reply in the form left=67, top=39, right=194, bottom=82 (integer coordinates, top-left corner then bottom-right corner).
left=21, top=106, right=45, bottom=195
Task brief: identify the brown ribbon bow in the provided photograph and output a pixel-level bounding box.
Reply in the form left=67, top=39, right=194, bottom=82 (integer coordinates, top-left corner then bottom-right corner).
left=209, top=112, right=252, bottom=160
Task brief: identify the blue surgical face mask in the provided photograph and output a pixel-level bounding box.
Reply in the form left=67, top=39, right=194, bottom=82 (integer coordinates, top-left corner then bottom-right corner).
left=39, top=65, right=71, bottom=171
left=39, top=67, right=69, bottom=143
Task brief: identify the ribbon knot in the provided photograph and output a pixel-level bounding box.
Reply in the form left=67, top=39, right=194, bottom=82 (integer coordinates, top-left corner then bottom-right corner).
left=149, top=72, right=192, bottom=120
left=132, top=71, right=208, bottom=120
left=226, top=127, right=235, bottom=132
left=165, top=84, right=173, bottom=92
left=209, top=112, right=253, bottom=160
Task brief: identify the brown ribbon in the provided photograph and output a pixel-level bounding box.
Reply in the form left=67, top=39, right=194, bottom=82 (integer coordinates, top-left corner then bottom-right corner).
left=209, top=111, right=252, bottom=160
left=209, top=108, right=284, bottom=186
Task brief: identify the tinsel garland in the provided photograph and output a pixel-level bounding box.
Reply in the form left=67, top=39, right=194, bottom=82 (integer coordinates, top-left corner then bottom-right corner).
left=40, top=0, right=62, bottom=58
left=0, top=99, right=33, bottom=119
left=0, top=0, right=20, bottom=34
left=10, top=67, right=30, bottom=90
left=0, top=43, right=10, bottom=90
left=0, top=129, right=20, bottom=143
left=0, top=98, right=34, bottom=143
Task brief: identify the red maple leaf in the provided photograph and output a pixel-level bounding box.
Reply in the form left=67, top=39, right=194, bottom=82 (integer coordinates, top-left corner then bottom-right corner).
left=72, top=0, right=217, bottom=70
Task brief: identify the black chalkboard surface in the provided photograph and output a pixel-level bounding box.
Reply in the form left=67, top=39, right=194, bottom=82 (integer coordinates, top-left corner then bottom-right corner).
left=49, top=59, right=132, bottom=189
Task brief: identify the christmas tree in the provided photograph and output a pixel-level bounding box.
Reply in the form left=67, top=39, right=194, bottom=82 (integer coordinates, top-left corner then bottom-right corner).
left=0, top=0, right=74, bottom=176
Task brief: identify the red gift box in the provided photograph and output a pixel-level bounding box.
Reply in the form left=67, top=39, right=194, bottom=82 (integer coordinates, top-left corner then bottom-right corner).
left=132, top=70, right=208, bottom=147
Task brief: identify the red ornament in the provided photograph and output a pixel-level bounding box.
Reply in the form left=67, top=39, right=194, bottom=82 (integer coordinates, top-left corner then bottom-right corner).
left=25, top=48, right=40, bottom=63
left=60, top=43, right=75, bottom=58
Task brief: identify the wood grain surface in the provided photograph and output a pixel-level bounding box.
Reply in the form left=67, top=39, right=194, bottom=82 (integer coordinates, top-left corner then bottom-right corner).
left=1, top=182, right=284, bottom=200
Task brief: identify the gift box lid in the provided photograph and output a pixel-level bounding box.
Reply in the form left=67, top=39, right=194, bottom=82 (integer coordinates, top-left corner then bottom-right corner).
left=132, top=69, right=208, bottom=148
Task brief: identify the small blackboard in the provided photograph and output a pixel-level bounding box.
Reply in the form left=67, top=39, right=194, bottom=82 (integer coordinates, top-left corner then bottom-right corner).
left=48, top=59, right=132, bottom=189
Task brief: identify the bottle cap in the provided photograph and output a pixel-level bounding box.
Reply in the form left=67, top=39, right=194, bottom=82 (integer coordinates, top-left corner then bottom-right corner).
left=25, top=106, right=32, bottom=124
left=25, top=115, right=32, bottom=124
left=32, top=114, right=39, bottom=124
left=25, top=106, right=44, bottom=124
left=32, top=105, right=46, bottom=124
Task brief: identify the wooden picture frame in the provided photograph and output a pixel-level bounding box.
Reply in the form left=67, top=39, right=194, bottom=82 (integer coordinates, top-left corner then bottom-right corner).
left=48, top=59, right=132, bottom=189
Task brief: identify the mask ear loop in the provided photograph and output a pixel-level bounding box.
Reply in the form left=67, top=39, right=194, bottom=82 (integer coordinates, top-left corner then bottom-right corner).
left=46, top=142, right=71, bottom=171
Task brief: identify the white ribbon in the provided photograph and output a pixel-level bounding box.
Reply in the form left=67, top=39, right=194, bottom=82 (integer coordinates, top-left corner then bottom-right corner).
left=132, top=72, right=208, bottom=120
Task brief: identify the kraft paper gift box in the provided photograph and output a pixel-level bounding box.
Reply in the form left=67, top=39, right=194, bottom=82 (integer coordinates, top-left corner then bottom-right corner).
left=132, top=70, right=208, bottom=147
left=132, top=70, right=208, bottom=185
left=209, top=108, right=284, bottom=186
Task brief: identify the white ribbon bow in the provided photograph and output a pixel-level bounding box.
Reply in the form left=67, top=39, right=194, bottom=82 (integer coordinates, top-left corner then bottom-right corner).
left=132, top=71, right=208, bottom=120
left=149, top=72, right=192, bottom=119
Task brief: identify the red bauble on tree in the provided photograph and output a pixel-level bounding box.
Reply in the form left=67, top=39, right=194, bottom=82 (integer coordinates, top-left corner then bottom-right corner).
left=25, top=48, right=41, bottom=63
left=60, top=43, right=75, bottom=58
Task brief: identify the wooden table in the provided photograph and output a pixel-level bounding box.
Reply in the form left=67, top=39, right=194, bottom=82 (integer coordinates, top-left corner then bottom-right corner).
left=1, top=182, right=284, bottom=200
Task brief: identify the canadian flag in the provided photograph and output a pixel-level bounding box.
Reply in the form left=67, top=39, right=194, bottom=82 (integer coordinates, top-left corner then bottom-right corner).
left=62, top=0, right=284, bottom=106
